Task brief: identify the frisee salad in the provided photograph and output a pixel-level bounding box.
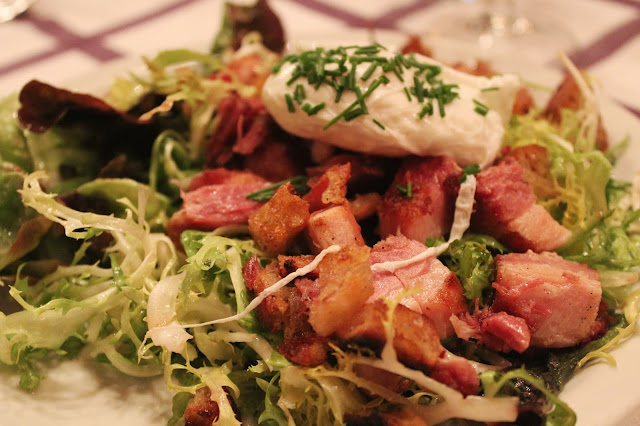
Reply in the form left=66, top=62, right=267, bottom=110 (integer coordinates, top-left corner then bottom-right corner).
left=1, top=1, right=640, bottom=425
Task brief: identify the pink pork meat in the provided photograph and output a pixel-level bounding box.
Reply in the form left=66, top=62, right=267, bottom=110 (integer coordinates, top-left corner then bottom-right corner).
left=378, top=156, right=462, bottom=242
left=472, top=158, right=571, bottom=252
left=492, top=251, right=602, bottom=348
left=369, top=235, right=468, bottom=338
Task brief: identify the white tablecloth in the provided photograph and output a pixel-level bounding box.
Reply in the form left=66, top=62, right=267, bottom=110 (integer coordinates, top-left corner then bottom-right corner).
left=0, top=0, right=639, bottom=118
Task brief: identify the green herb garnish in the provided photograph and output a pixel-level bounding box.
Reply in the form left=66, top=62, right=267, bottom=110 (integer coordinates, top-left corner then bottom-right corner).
left=396, top=182, right=413, bottom=198
left=246, top=176, right=310, bottom=202
left=460, top=164, right=481, bottom=183
left=270, top=45, right=465, bottom=129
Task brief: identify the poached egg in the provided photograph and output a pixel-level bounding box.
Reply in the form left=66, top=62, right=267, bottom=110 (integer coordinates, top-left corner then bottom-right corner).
left=262, top=48, right=520, bottom=168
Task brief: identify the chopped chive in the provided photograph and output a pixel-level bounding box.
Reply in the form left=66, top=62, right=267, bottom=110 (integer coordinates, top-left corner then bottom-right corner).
left=308, top=102, right=325, bottom=115
left=344, top=108, right=365, bottom=121
left=246, top=176, right=310, bottom=202
left=348, top=64, right=356, bottom=90
left=373, top=118, right=385, bottom=130
left=294, top=84, right=306, bottom=104
left=396, top=182, right=413, bottom=198
left=404, top=87, right=412, bottom=101
left=354, top=86, right=368, bottom=114
left=285, top=94, right=295, bottom=112
left=473, top=98, right=489, bottom=109
left=481, top=86, right=499, bottom=92
left=418, top=102, right=433, bottom=118
left=361, top=61, right=379, bottom=81
left=413, top=76, right=424, bottom=102
left=437, top=96, right=446, bottom=117
left=473, top=98, right=490, bottom=115
left=460, top=164, right=481, bottom=182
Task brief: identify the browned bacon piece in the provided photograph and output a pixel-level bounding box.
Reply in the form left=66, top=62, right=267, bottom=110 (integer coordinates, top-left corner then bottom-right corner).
left=278, top=287, right=329, bottom=366
left=308, top=245, right=374, bottom=337
left=500, top=144, right=556, bottom=202
left=472, top=158, right=571, bottom=252
left=248, top=182, right=310, bottom=256
left=184, top=387, right=220, bottom=426
left=336, top=301, right=443, bottom=372
left=167, top=181, right=267, bottom=245
left=226, top=54, right=270, bottom=90
left=369, top=235, right=468, bottom=338
left=243, top=258, right=289, bottom=332
left=378, top=156, right=462, bottom=242
left=243, top=138, right=307, bottom=182
left=243, top=256, right=328, bottom=365
left=400, top=35, right=433, bottom=57
left=206, top=92, right=269, bottom=166
left=451, top=60, right=493, bottom=77
left=188, top=168, right=268, bottom=190
left=336, top=301, right=479, bottom=395
left=451, top=307, right=532, bottom=353
left=350, top=192, right=382, bottom=221
left=542, top=72, right=608, bottom=151
left=304, top=163, right=350, bottom=212
left=492, top=251, right=602, bottom=348
left=306, top=153, right=390, bottom=193
left=306, top=204, right=365, bottom=253
left=278, top=254, right=316, bottom=278
left=512, top=86, right=535, bottom=115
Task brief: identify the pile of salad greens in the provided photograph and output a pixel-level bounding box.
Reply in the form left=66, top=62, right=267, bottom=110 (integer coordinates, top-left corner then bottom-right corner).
left=1, top=1, right=640, bottom=425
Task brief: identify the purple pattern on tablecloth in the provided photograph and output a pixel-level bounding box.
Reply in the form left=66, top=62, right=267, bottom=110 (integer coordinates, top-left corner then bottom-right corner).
left=0, top=0, right=638, bottom=117
left=570, top=12, right=640, bottom=68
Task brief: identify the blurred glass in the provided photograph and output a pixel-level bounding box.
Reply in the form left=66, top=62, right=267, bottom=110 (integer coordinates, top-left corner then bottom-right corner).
left=0, top=0, right=32, bottom=22
left=425, top=0, right=577, bottom=62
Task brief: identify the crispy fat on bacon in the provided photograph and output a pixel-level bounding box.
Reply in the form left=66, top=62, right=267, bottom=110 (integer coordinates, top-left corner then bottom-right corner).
left=451, top=307, right=532, bottom=353
left=336, top=301, right=479, bottom=395
left=492, top=251, right=602, bottom=348
left=308, top=245, right=374, bottom=336
left=542, top=72, right=608, bottom=151
left=306, top=204, right=365, bottom=252
left=378, top=156, right=462, bottom=242
left=304, top=162, right=350, bottom=212
left=472, top=158, right=571, bottom=252
left=243, top=256, right=328, bottom=365
left=184, top=387, right=220, bottom=426
left=369, top=235, right=469, bottom=338
left=188, top=167, right=268, bottom=190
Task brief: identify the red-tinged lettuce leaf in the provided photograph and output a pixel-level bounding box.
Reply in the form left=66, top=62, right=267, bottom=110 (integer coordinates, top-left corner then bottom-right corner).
left=212, top=0, right=285, bottom=56
left=15, top=80, right=174, bottom=186
left=17, top=80, right=146, bottom=133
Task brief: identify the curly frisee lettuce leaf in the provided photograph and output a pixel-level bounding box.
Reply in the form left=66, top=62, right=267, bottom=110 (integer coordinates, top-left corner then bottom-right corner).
left=0, top=171, right=179, bottom=391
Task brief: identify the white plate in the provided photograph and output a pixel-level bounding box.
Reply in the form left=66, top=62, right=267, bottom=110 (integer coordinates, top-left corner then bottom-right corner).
left=1, top=30, right=639, bottom=426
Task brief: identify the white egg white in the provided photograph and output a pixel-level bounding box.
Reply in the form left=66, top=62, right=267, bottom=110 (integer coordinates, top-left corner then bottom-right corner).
left=262, top=51, right=520, bottom=167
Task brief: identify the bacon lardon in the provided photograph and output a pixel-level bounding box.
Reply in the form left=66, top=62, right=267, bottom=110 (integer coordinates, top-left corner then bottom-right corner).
left=472, top=158, right=571, bottom=252
left=304, top=162, right=350, bottom=212
left=378, top=156, right=462, bottom=242
left=336, top=301, right=479, bottom=396
left=492, top=251, right=602, bottom=348
left=369, top=235, right=468, bottom=338
left=306, top=204, right=365, bottom=253
left=184, top=387, right=221, bottom=426
left=188, top=168, right=268, bottom=190
left=308, top=245, right=374, bottom=337
left=451, top=307, right=531, bottom=353
left=167, top=181, right=267, bottom=245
